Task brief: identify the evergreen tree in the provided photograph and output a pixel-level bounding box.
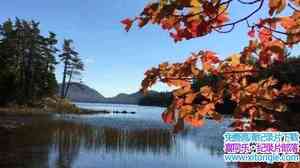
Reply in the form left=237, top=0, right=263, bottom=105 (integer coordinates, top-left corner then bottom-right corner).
left=0, top=18, right=58, bottom=105
left=59, top=39, right=84, bottom=99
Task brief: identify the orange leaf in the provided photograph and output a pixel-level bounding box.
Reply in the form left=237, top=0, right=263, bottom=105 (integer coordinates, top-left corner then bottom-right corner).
left=259, top=28, right=272, bottom=43
left=179, top=105, right=193, bottom=118
left=267, top=40, right=285, bottom=62
left=202, top=62, right=213, bottom=72
left=280, top=17, right=297, bottom=30
left=184, top=115, right=205, bottom=127
left=269, top=0, right=286, bottom=15
left=196, top=103, right=215, bottom=116
left=185, top=92, right=198, bottom=104
left=200, top=86, right=214, bottom=100
left=161, top=17, right=177, bottom=30
left=201, top=51, right=219, bottom=63
left=245, top=83, right=259, bottom=95
left=173, top=87, right=190, bottom=97
left=216, top=13, right=229, bottom=25
left=166, top=79, right=190, bottom=87
left=209, top=111, right=223, bottom=122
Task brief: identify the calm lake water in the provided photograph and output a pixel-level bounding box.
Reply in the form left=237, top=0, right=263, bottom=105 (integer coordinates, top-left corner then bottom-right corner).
left=0, top=103, right=236, bottom=168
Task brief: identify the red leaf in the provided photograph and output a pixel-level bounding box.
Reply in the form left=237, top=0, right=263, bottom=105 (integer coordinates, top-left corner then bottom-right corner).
left=216, top=13, right=229, bottom=25
left=162, top=111, right=174, bottom=124
left=247, top=29, right=255, bottom=38
left=259, top=28, right=272, bottom=43
left=188, top=20, right=200, bottom=37
left=170, top=31, right=183, bottom=42
left=121, top=18, right=133, bottom=32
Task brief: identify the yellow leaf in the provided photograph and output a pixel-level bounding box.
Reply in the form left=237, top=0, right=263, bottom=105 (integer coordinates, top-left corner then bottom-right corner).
left=228, top=54, right=241, bottom=66
left=218, top=4, right=228, bottom=14
left=190, top=0, right=201, bottom=14
left=190, top=0, right=201, bottom=7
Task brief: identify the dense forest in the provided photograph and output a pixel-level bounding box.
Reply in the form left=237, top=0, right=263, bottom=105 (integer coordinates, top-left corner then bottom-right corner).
left=138, top=92, right=172, bottom=107
left=0, top=18, right=83, bottom=106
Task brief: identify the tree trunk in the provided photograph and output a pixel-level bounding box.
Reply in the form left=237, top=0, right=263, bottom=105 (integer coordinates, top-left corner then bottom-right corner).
left=64, top=67, right=74, bottom=98
left=61, top=59, right=68, bottom=99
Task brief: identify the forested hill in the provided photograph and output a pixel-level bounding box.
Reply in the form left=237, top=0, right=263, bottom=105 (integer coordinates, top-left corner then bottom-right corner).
left=58, top=82, right=167, bottom=105
left=58, top=83, right=105, bottom=102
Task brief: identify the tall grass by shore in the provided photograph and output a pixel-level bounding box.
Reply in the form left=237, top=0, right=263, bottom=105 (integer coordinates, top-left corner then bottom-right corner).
left=0, top=96, right=109, bottom=116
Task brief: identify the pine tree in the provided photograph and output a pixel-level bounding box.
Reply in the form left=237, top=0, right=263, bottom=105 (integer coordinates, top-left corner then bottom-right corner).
left=59, top=39, right=84, bottom=99
left=0, top=19, right=59, bottom=105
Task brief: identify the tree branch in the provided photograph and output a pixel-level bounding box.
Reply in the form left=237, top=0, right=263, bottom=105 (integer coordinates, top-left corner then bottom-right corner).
left=288, top=3, right=300, bottom=12
left=213, top=0, right=264, bottom=29
left=237, top=0, right=261, bottom=5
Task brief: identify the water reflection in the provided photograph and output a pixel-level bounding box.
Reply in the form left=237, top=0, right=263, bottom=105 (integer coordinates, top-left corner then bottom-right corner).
left=0, top=115, right=234, bottom=168
left=0, top=117, right=53, bottom=168
left=52, top=121, right=175, bottom=154
left=0, top=117, right=176, bottom=168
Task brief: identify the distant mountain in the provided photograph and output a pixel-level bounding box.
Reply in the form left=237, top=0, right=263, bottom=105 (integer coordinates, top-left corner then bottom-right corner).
left=58, top=82, right=105, bottom=102
left=101, top=92, right=143, bottom=104
left=58, top=82, right=160, bottom=104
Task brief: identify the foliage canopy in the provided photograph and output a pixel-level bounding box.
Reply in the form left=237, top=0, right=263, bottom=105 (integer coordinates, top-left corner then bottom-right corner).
left=122, top=0, right=300, bottom=128
left=0, top=19, right=59, bottom=105
left=123, top=1, right=300, bottom=167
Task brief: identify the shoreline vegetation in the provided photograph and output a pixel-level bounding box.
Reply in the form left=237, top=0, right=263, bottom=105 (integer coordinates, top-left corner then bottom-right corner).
left=0, top=97, right=136, bottom=133
left=0, top=97, right=138, bottom=116
left=0, top=97, right=109, bottom=116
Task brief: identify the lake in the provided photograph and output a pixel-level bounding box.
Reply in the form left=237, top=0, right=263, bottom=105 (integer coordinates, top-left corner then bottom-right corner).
left=0, top=103, right=236, bottom=168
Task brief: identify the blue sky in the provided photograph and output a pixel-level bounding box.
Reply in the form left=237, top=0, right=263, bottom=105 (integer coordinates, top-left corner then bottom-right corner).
left=0, top=0, right=299, bottom=97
